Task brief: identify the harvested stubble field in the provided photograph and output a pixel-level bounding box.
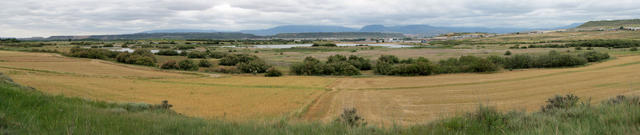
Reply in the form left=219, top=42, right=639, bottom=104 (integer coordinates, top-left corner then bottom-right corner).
left=1, top=50, right=639, bottom=126
left=303, top=55, right=640, bottom=125
left=0, top=51, right=333, bottom=120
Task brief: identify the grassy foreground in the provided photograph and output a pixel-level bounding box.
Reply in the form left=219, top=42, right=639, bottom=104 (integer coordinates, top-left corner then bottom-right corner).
left=1, top=73, right=640, bottom=134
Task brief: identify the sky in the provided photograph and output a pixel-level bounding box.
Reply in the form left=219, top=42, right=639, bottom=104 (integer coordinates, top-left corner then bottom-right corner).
left=1, top=0, right=640, bottom=38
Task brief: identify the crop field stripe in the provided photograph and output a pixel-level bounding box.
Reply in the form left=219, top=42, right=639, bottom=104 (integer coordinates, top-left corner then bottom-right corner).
left=0, top=65, right=326, bottom=90
left=147, top=79, right=327, bottom=90
left=339, top=59, right=640, bottom=91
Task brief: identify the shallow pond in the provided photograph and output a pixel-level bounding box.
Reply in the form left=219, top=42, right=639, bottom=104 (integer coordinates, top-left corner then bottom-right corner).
left=222, top=44, right=414, bottom=49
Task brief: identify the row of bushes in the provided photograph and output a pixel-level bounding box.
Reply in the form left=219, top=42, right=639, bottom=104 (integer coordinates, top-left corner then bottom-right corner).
left=290, top=56, right=362, bottom=76
left=291, top=51, right=609, bottom=76
left=115, top=50, right=157, bottom=66
left=566, top=39, right=640, bottom=48
left=527, top=44, right=569, bottom=48
left=160, top=60, right=200, bottom=71
left=67, top=48, right=158, bottom=66
left=374, top=55, right=499, bottom=76
left=494, top=51, right=609, bottom=69
left=311, top=42, right=337, bottom=47
left=68, top=47, right=119, bottom=59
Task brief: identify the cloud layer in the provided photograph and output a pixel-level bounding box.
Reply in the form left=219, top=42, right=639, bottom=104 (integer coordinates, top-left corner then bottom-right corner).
left=1, top=0, right=640, bottom=37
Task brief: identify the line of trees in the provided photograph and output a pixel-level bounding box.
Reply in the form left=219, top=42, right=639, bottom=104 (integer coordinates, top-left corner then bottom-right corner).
left=565, top=39, right=640, bottom=48
left=290, top=51, right=610, bottom=76
left=115, top=49, right=157, bottom=66
left=375, top=55, right=499, bottom=76
left=67, top=48, right=157, bottom=66
left=290, top=55, right=371, bottom=76
left=219, top=54, right=271, bottom=74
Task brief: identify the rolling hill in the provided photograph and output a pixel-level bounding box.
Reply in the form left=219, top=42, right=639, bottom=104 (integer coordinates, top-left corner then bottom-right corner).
left=241, top=25, right=359, bottom=36
left=578, top=19, right=640, bottom=29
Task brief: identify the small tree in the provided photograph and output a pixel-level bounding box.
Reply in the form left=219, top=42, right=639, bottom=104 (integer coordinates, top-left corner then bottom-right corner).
left=237, top=60, right=271, bottom=73
left=264, top=68, right=283, bottom=77
left=504, top=50, right=512, bottom=56
left=337, top=108, right=366, bottom=127
left=178, top=60, right=199, bottom=71
left=198, top=59, right=212, bottom=67
left=160, top=60, right=178, bottom=69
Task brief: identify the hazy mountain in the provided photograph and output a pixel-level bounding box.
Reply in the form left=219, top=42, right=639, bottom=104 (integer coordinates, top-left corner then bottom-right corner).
left=273, top=32, right=404, bottom=38
left=240, top=25, right=359, bottom=36
left=46, top=32, right=258, bottom=40
left=553, top=22, right=584, bottom=29
left=39, top=23, right=586, bottom=40
left=140, top=29, right=219, bottom=33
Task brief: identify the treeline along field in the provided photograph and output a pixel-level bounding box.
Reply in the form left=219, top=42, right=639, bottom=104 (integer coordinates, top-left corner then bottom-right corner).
left=290, top=51, right=610, bottom=76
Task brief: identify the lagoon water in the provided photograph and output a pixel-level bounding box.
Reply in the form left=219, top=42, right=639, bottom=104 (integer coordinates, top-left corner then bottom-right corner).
left=103, top=44, right=412, bottom=53
left=225, top=44, right=413, bottom=49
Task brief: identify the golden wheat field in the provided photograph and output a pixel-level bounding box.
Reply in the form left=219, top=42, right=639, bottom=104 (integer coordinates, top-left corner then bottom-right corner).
left=303, top=55, right=640, bottom=125
left=2, top=50, right=640, bottom=125
left=0, top=51, right=334, bottom=120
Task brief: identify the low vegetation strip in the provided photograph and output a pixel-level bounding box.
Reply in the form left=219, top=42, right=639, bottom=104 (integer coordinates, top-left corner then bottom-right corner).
left=336, top=55, right=637, bottom=91
left=147, top=79, right=326, bottom=90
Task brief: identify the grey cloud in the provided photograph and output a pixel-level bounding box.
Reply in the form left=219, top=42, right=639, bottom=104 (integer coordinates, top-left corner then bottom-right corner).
left=1, top=0, right=640, bottom=37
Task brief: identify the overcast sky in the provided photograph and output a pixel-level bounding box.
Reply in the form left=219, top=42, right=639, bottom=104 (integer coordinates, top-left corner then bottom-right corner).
left=1, top=0, right=640, bottom=38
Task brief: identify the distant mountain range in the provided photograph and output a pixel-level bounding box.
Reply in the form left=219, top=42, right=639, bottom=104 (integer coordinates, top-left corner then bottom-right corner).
left=240, top=25, right=359, bottom=36
left=141, top=23, right=583, bottom=36
left=33, top=22, right=587, bottom=40
left=141, top=29, right=219, bottom=33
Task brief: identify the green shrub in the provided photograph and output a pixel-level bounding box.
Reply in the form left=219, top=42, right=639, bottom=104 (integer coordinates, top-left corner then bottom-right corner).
left=68, top=47, right=119, bottom=59
left=566, top=39, right=640, bottom=48
left=373, top=60, right=394, bottom=75
left=347, top=55, right=372, bottom=70
left=176, top=45, right=196, bottom=50
left=579, top=51, right=610, bottom=62
left=237, top=60, right=271, bottom=73
left=156, top=50, right=179, bottom=56
left=187, top=51, right=208, bottom=58
left=389, top=61, right=435, bottom=76
left=378, top=55, right=400, bottom=64
left=160, top=60, right=178, bottom=69
left=209, top=52, right=228, bottom=59
left=486, top=55, right=505, bottom=65
left=264, top=68, right=283, bottom=77
left=437, top=56, right=499, bottom=73
left=198, top=59, right=212, bottom=67
left=311, top=42, right=337, bottom=47
left=178, top=60, right=199, bottom=71
left=503, top=51, right=590, bottom=69
left=219, top=54, right=258, bottom=66
left=504, top=50, right=512, bottom=55
left=631, top=47, right=639, bottom=51
left=327, top=54, right=348, bottom=63
left=115, top=49, right=157, bottom=66
left=322, top=62, right=361, bottom=76
left=503, top=54, right=534, bottom=69
left=290, top=57, right=325, bottom=75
